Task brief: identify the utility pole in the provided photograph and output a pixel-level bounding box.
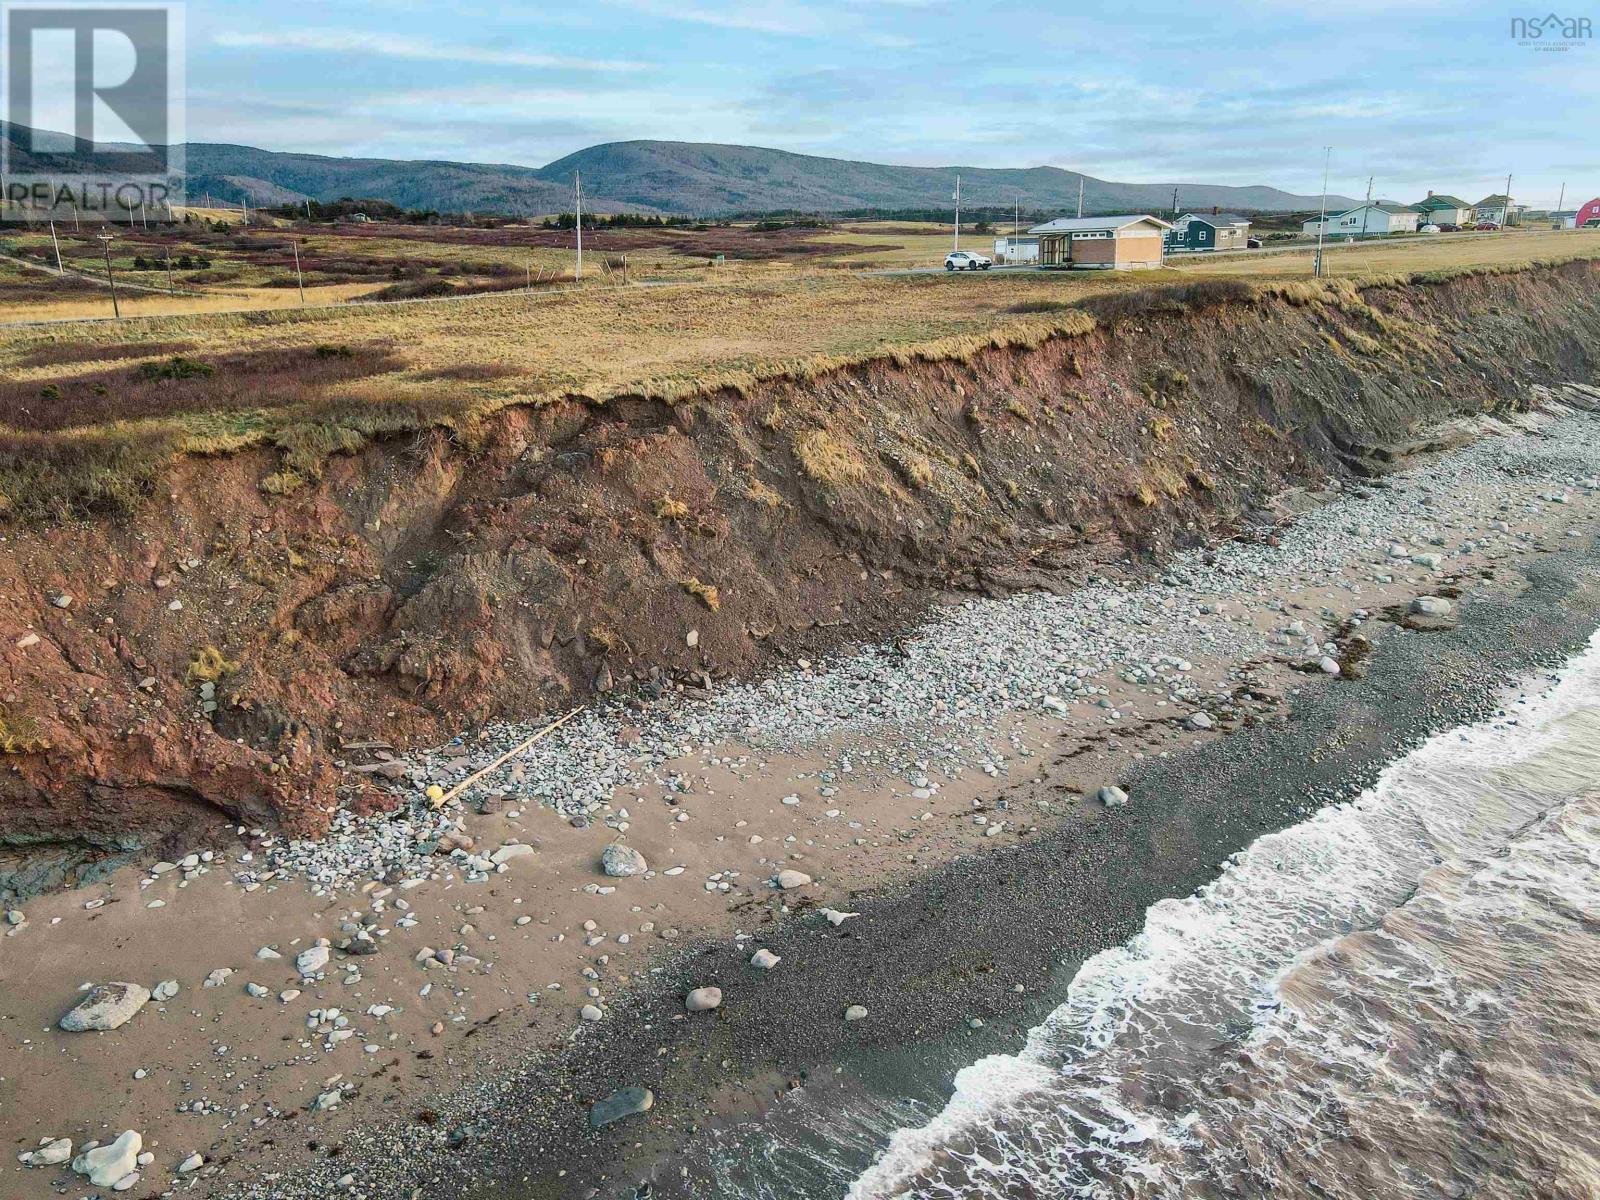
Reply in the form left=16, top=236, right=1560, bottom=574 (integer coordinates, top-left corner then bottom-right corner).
left=48, top=219, right=63, bottom=273
left=1076, top=176, right=1084, bottom=218
left=952, top=173, right=961, bottom=251
left=1358, top=174, right=1373, bottom=240
left=97, top=230, right=121, bottom=318
left=1313, top=146, right=1332, bottom=279
left=574, top=171, right=583, bottom=280
left=1171, top=187, right=1179, bottom=218
left=1503, top=171, right=1513, bottom=227
left=1555, top=181, right=1566, bottom=229
left=291, top=239, right=306, bottom=304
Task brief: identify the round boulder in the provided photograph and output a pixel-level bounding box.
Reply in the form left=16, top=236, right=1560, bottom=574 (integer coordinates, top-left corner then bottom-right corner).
left=600, top=843, right=649, bottom=878
left=1410, top=596, right=1454, bottom=617
left=686, top=986, right=723, bottom=1013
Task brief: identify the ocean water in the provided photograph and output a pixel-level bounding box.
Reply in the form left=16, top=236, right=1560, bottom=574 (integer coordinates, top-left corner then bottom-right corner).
left=843, top=631, right=1600, bottom=1200
left=692, top=631, right=1600, bottom=1200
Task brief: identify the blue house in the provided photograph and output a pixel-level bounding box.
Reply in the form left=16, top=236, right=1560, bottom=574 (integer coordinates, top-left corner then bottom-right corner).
left=1166, top=212, right=1251, bottom=252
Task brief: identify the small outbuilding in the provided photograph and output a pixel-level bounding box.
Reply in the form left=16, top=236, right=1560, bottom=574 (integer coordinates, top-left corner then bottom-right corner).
left=1575, top=198, right=1600, bottom=228
left=1029, top=214, right=1171, bottom=270
left=992, top=234, right=1040, bottom=264
left=1168, top=211, right=1251, bottom=252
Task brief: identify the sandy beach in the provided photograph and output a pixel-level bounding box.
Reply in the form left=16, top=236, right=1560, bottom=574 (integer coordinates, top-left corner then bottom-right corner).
left=5, top=386, right=1600, bottom=1200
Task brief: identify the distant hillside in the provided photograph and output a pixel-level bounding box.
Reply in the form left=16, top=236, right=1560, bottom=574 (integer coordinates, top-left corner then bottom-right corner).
left=0, top=124, right=642, bottom=216
left=1, top=124, right=1356, bottom=217
left=535, top=141, right=1355, bottom=215
left=178, top=141, right=626, bottom=215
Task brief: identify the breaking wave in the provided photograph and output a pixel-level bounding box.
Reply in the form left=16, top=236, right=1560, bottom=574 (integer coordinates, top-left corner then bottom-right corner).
left=846, top=631, right=1600, bottom=1200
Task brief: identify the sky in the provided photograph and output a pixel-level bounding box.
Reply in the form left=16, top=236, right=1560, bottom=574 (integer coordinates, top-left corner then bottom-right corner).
left=180, top=1, right=1599, bottom=207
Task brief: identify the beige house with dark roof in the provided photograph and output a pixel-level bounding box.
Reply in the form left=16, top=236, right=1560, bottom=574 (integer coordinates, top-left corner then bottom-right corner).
left=1029, top=214, right=1171, bottom=269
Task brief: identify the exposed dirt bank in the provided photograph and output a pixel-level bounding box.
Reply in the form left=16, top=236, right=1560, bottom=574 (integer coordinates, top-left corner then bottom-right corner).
left=3, top=260, right=1599, bottom=896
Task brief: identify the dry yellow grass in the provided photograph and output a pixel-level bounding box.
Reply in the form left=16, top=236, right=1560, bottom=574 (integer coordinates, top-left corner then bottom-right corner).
left=170, top=206, right=247, bottom=225
left=794, top=429, right=870, bottom=486
left=680, top=576, right=721, bottom=611
left=186, top=644, right=240, bottom=683
left=1, top=281, right=387, bottom=323
left=1172, top=228, right=1593, bottom=281
left=814, top=222, right=998, bottom=268
left=743, top=474, right=786, bottom=508
left=0, top=701, right=50, bottom=755
left=2, top=228, right=1597, bottom=519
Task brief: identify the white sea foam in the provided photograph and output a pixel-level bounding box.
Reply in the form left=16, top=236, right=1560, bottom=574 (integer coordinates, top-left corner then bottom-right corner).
left=847, top=630, right=1600, bottom=1199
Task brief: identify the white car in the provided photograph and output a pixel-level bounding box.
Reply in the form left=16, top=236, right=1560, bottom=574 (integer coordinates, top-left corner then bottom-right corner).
left=945, top=250, right=992, bottom=271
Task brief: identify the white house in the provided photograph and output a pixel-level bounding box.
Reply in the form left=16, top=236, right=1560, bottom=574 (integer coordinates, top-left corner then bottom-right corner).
left=1303, top=203, right=1421, bottom=238
left=1411, top=192, right=1474, bottom=227
left=992, top=234, right=1039, bottom=264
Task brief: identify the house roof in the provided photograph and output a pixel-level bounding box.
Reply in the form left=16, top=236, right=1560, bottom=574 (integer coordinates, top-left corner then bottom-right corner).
left=1415, top=194, right=1470, bottom=209
left=1028, top=214, right=1172, bottom=234
left=1373, top=202, right=1419, bottom=214
left=1179, top=212, right=1250, bottom=227
left=1474, top=193, right=1512, bottom=206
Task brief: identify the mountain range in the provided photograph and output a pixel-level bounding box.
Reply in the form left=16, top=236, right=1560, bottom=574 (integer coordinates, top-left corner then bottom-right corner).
left=1, top=124, right=1357, bottom=217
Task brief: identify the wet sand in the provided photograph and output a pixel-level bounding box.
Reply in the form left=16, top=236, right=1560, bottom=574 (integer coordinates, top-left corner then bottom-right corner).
left=463, top=546, right=1600, bottom=1200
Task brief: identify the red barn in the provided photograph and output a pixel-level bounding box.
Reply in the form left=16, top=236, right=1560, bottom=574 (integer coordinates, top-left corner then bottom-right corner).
left=1576, top=197, right=1600, bottom=228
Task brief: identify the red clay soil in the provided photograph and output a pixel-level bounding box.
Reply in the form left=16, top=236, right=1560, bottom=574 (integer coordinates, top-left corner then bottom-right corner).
left=2, top=260, right=1598, bottom=896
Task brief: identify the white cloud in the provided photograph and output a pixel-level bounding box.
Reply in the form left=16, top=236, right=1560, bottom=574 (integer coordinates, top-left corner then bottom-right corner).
left=213, top=29, right=646, bottom=72
left=606, top=0, right=826, bottom=36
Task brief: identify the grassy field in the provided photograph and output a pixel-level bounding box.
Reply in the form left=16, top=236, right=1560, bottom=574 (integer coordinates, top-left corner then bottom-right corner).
left=0, top=217, right=873, bottom=321
left=1180, top=228, right=1582, bottom=280
left=812, top=221, right=1006, bottom=267
left=2, top=225, right=1597, bottom=520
